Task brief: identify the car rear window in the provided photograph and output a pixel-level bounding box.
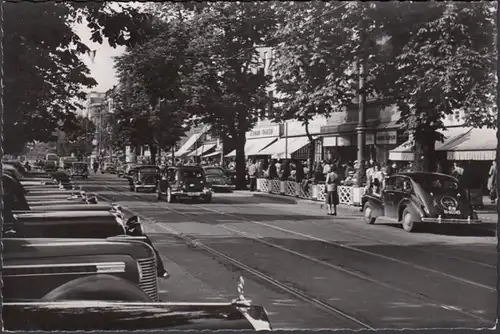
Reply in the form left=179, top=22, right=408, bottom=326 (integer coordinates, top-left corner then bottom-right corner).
left=180, top=170, right=204, bottom=179
left=205, top=168, right=226, bottom=176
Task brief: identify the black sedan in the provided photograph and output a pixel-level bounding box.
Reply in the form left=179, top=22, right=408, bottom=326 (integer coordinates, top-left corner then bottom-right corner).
left=361, top=172, right=481, bottom=232
left=203, top=166, right=235, bottom=192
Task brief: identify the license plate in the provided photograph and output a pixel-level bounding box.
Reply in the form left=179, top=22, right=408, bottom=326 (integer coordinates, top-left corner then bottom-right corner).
left=444, top=210, right=462, bottom=215
left=187, top=192, right=201, bottom=196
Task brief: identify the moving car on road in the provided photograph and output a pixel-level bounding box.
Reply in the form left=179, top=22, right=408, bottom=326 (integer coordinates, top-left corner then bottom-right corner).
left=129, top=165, right=160, bottom=192
left=157, top=165, right=212, bottom=203
left=203, top=166, right=235, bottom=192
left=362, top=172, right=481, bottom=232
left=101, top=163, right=117, bottom=174
left=71, top=162, right=89, bottom=179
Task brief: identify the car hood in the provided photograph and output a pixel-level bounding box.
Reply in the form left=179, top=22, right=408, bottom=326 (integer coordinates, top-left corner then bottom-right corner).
left=19, top=203, right=113, bottom=212
left=3, top=301, right=272, bottom=331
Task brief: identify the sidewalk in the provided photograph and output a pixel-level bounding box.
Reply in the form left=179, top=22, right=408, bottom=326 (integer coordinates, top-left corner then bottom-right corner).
left=250, top=191, right=497, bottom=224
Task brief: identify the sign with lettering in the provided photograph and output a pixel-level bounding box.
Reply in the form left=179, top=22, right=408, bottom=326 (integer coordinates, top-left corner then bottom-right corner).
left=376, top=131, right=397, bottom=145
left=366, top=133, right=375, bottom=145
left=247, top=125, right=280, bottom=139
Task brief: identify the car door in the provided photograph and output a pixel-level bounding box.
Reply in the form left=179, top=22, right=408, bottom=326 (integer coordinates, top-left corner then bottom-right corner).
left=390, top=176, right=410, bottom=218
left=166, top=168, right=177, bottom=190
left=382, top=176, right=398, bottom=218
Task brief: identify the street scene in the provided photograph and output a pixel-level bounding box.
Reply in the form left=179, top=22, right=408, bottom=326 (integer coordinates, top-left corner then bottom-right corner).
left=1, top=1, right=498, bottom=332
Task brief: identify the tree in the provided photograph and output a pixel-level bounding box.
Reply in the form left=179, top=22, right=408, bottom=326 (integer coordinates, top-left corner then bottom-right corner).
left=177, top=2, right=277, bottom=188
left=374, top=2, right=497, bottom=171
left=3, top=2, right=152, bottom=154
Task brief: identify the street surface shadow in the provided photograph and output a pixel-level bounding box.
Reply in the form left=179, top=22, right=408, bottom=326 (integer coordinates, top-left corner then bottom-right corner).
left=375, top=222, right=496, bottom=237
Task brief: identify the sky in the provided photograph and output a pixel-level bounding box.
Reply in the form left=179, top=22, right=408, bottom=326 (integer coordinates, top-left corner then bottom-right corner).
left=74, top=2, right=145, bottom=93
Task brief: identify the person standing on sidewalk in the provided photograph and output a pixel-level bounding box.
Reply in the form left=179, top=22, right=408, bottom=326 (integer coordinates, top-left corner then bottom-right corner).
left=487, top=160, right=497, bottom=204
left=248, top=159, right=258, bottom=191
left=325, top=164, right=339, bottom=216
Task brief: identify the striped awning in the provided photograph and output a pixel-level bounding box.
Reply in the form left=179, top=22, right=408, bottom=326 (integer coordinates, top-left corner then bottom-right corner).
left=440, top=128, right=497, bottom=161
left=225, top=137, right=277, bottom=157
left=203, top=151, right=221, bottom=158
left=389, top=127, right=472, bottom=161
left=188, top=144, right=216, bottom=157
left=258, top=136, right=316, bottom=159
left=175, top=132, right=204, bottom=157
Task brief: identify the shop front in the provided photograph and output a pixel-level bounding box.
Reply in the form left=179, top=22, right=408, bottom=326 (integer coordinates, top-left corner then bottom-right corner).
left=225, top=124, right=281, bottom=158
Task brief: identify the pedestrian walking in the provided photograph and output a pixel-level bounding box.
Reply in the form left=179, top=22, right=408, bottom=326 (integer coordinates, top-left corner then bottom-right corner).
left=93, top=161, right=99, bottom=174
left=295, top=160, right=304, bottom=182
left=325, top=164, right=339, bottom=216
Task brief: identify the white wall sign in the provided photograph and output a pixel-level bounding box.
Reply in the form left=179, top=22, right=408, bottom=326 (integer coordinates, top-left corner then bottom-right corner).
left=323, top=137, right=337, bottom=147
left=366, top=133, right=375, bottom=145
left=247, top=125, right=280, bottom=139
left=337, top=136, right=351, bottom=146
left=376, top=131, right=397, bottom=145
left=286, top=120, right=323, bottom=136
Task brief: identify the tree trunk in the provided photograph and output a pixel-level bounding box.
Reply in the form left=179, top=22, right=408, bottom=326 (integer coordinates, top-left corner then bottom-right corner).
left=413, top=129, right=438, bottom=172
left=150, top=144, right=157, bottom=165
left=304, top=120, right=315, bottom=172
left=235, top=133, right=247, bottom=190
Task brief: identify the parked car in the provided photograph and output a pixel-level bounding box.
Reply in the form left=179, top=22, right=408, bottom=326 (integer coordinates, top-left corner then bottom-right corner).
left=101, top=163, right=117, bottom=174
left=129, top=165, right=160, bottom=192
left=3, top=278, right=272, bottom=331
left=361, top=172, right=481, bottom=232
left=117, top=165, right=127, bottom=178
left=3, top=236, right=160, bottom=302
left=44, top=160, right=58, bottom=172
left=71, top=162, right=89, bottom=179
left=203, top=166, right=235, bottom=192
left=157, top=166, right=212, bottom=203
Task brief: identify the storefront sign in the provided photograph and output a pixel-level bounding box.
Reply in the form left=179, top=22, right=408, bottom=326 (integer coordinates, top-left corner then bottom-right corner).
left=285, top=120, right=323, bottom=136
left=376, top=131, right=397, bottom=145
left=247, top=125, right=280, bottom=139
left=366, top=133, right=375, bottom=145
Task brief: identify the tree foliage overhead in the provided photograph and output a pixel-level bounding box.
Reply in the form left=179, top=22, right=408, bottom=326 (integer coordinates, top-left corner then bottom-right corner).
left=3, top=1, right=152, bottom=154
left=271, top=1, right=496, bottom=171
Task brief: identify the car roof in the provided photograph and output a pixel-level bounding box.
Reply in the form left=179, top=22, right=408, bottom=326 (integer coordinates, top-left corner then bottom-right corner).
left=171, top=165, right=204, bottom=170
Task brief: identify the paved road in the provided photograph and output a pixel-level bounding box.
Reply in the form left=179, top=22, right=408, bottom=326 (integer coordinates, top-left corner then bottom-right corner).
left=81, top=173, right=496, bottom=330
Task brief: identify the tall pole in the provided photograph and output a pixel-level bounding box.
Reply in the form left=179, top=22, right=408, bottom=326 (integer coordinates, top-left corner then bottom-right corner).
left=171, top=145, right=175, bottom=166
left=355, top=47, right=367, bottom=188
left=219, top=137, right=224, bottom=167
left=284, top=121, right=288, bottom=160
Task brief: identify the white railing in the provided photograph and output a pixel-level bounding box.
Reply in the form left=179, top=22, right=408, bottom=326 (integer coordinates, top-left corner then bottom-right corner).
left=255, top=179, right=365, bottom=206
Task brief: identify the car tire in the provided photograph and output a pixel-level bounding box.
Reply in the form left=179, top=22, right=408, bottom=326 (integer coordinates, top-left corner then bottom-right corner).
left=166, top=188, right=175, bottom=203
left=363, top=202, right=376, bottom=225
left=203, top=195, right=212, bottom=204
left=402, top=208, right=415, bottom=232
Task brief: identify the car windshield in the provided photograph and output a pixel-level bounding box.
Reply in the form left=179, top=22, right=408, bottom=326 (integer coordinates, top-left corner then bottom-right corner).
left=180, top=170, right=204, bottom=179
left=412, top=175, right=460, bottom=193
left=205, top=168, right=226, bottom=176
left=73, top=163, right=87, bottom=169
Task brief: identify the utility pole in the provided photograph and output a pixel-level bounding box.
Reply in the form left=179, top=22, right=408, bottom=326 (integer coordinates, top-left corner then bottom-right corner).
left=355, top=26, right=367, bottom=188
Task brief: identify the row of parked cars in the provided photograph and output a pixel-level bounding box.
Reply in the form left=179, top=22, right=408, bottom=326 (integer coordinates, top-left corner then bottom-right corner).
left=121, top=164, right=236, bottom=203
left=2, top=161, right=272, bottom=331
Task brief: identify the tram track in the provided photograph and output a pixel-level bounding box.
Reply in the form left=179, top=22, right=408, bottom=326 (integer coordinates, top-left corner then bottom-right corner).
left=86, top=181, right=494, bottom=327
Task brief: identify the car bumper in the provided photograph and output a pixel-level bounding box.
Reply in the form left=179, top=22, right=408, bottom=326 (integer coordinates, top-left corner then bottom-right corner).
left=212, top=184, right=235, bottom=190
left=421, top=217, right=482, bottom=224
left=135, top=184, right=156, bottom=188
left=171, top=191, right=210, bottom=197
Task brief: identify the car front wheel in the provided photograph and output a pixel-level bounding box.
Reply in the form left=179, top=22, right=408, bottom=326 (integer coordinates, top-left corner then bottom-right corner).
left=363, top=203, right=376, bottom=225
left=402, top=208, right=415, bottom=232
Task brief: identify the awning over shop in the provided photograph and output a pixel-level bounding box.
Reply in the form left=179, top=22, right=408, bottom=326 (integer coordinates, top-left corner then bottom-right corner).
left=188, top=144, right=216, bottom=157
left=225, top=137, right=278, bottom=157
left=389, top=127, right=472, bottom=161
left=203, top=150, right=221, bottom=158
left=175, top=133, right=203, bottom=157
left=258, top=136, right=315, bottom=159
left=439, top=128, right=497, bottom=160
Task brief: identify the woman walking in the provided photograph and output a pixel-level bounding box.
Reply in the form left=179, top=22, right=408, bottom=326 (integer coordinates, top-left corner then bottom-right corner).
left=325, top=164, right=339, bottom=216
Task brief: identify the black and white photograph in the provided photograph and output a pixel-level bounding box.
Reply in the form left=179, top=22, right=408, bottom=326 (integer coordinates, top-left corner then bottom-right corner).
left=1, top=1, right=498, bottom=331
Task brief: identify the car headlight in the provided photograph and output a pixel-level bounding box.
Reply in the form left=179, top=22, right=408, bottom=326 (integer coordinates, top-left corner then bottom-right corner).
left=203, top=187, right=212, bottom=193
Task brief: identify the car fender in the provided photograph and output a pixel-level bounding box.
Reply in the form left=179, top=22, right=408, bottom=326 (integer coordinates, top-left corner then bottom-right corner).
left=362, top=194, right=383, bottom=217
left=398, top=199, right=424, bottom=223
left=41, top=274, right=152, bottom=302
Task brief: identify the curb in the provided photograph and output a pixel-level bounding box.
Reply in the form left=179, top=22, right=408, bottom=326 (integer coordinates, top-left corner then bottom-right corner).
left=252, top=191, right=362, bottom=213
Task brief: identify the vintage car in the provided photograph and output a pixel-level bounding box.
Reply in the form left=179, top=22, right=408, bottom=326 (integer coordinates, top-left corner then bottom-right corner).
left=203, top=166, right=235, bottom=192
left=361, top=172, right=481, bottom=232
left=101, top=162, right=117, bottom=174
left=3, top=277, right=272, bottom=331
left=157, top=166, right=212, bottom=203
left=3, top=236, right=160, bottom=302
left=71, top=162, right=89, bottom=179
left=129, top=165, right=160, bottom=192
left=116, top=165, right=127, bottom=178
left=44, top=160, right=58, bottom=172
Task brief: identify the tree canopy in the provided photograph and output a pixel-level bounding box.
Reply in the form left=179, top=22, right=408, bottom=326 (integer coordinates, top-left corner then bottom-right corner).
left=3, top=1, right=152, bottom=154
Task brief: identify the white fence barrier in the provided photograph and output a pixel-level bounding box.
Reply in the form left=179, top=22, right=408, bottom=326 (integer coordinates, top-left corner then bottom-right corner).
left=256, top=178, right=365, bottom=206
